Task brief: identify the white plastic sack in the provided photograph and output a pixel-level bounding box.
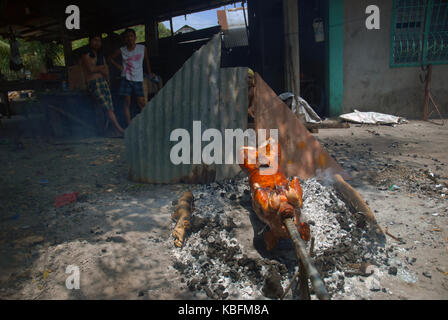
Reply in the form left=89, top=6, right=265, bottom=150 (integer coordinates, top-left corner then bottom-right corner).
left=339, top=109, right=407, bottom=125
left=278, top=92, right=322, bottom=123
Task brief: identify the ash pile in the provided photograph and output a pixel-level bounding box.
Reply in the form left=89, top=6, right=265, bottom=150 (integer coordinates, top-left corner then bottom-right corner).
left=171, top=177, right=397, bottom=300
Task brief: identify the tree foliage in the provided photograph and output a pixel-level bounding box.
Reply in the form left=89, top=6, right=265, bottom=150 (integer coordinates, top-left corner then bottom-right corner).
left=0, top=37, right=63, bottom=80
left=158, top=23, right=171, bottom=38
left=115, top=23, right=172, bottom=40
left=0, top=22, right=171, bottom=80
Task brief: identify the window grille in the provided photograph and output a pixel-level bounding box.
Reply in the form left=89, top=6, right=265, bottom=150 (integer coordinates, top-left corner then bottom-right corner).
left=391, top=0, right=448, bottom=67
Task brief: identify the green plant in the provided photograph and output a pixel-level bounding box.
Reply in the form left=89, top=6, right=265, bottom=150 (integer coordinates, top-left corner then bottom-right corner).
left=0, top=37, right=63, bottom=80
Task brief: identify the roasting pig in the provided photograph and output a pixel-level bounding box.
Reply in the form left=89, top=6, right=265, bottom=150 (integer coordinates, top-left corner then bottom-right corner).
left=239, top=138, right=310, bottom=251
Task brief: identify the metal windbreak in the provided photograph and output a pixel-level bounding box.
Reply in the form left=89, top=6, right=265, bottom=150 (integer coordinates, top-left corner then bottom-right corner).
left=125, top=34, right=248, bottom=183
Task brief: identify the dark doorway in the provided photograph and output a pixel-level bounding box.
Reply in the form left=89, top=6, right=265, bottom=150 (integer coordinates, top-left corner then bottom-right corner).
left=248, top=0, right=286, bottom=94
left=298, top=0, right=327, bottom=118
left=247, top=0, right=328, bottom=118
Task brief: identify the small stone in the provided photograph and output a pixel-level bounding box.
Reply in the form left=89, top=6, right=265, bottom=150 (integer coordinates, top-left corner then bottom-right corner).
left=173, top=261, right=187, bottom=271
left=365, top=276, right=381, bottom=292
left=246, top=259, right=257, bottom=271
left=262, top=268, right=284, bottom=299
left=203, top=286, right=215, bottom=299
left=229, top=194, right=237, bottom=200
left=228, top=270, right=239, bottom=280
left=422, top=271, right=432, bottom=279
left=224, top=218, right=236, bottom=231
left=207, top=247, right=216, bottom=258
left=388, top=266, right=398, bottom=276
left=201, top=262, right=210, bottom=270
left=188, top=278, right=199, bottom=291
left=214, top=287, right=224, bottom=299
left=106, top=236, right=126, bottom=243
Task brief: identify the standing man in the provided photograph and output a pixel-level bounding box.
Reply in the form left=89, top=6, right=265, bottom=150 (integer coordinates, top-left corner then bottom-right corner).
left=81, top=34, right=125, bottom=137
left=109, top=28, right=153, bottom=125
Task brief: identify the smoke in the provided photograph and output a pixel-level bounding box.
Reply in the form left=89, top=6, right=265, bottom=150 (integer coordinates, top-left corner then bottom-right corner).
left=315, top=167, right=340, bottom=186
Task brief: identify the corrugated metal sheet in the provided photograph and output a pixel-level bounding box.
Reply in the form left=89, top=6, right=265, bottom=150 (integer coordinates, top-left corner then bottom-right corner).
left=125, top=34, right=248, bottom=183
left=217, top=8, right=249, bottom=48
left=223, top=28, right=249, bottom=48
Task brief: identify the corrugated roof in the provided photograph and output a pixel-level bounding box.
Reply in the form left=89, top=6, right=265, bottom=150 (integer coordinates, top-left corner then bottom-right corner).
left=125, top=33, right=248, bottom=184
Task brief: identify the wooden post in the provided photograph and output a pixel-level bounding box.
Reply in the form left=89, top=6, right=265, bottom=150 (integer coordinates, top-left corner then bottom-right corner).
left=60, top=21, right=73, bottom=67
left=422, top=64, right=444, bottom=125
left=169, top=17, right=174, bottom=36
left=2, top=91, right=12, bottom=119
left=145, top=18, right=159, bottom=57
left=423, top=64, right=432, bottom=121
left=282, top=0, right=301, bottom=96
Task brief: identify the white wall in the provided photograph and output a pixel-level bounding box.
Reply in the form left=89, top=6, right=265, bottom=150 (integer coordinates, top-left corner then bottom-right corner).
left=343, top=0, right=448, bottom=118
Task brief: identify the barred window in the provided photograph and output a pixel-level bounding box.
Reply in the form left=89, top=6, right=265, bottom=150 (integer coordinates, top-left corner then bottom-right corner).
left=391, top=0, right=448, bottom=67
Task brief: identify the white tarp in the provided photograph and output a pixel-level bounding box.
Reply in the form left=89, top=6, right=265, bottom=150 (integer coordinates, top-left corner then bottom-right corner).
left=339, top=110, right=407, bottom=125
left=278, top=92, right=322, bottom=123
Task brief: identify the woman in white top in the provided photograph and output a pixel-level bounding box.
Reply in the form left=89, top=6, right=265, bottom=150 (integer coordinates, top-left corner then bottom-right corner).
left=109, top=28, right=154, bottom=125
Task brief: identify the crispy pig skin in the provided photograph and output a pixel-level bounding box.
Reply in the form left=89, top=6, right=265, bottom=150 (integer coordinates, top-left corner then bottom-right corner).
left=239, top=139, right=310, bottom=251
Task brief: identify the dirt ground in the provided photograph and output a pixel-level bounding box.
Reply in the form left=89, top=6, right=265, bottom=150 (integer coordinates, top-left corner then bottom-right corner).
left=0, top=118, right=447, bottom=300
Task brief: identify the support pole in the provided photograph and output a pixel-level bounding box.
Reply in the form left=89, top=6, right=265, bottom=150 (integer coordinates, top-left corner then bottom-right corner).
left=60, top=21, right=73, bottom=67
left=169, top=17, right=174, bottom=36
left=423, top=64, right=444, bottom=125
left=423, top=64, right=432, bottom=121
left=282, top=0, right=301, bottom=96
left=2, top=91, right=11, bottom=118
left=145, top=18, right=159, bottom=57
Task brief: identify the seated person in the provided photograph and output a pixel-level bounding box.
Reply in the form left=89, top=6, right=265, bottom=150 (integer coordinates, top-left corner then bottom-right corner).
left=81, top=34, right=124, bottom=137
